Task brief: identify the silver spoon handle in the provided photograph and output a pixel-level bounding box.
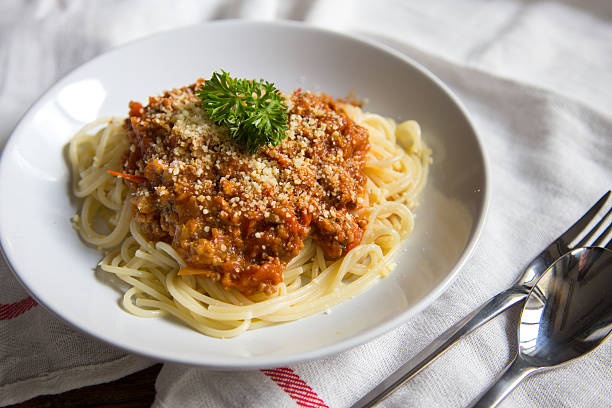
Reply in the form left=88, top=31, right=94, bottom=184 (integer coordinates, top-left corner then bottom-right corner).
left=468, top=356, right=536, bottom=408
left=352, top=288, right=528, bottom=408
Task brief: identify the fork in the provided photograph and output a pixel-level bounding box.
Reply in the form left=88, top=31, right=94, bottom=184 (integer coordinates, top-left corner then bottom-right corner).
left=353, top=191, right=612, bottom=408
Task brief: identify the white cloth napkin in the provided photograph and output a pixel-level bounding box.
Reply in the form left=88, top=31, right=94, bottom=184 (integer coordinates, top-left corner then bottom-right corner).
left=1, top=1, right=611, bottom=407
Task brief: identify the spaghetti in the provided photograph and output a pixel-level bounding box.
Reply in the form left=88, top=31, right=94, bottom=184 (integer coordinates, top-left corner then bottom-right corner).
left=69, top=85, right=431, bottom=338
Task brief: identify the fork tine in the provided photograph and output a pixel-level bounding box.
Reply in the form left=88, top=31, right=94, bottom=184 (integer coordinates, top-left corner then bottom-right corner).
left=590, top=208, right=612, bottom=247
left=576, top=205, right=612, bottom=247
left=561, top=191, right=610, bottom=248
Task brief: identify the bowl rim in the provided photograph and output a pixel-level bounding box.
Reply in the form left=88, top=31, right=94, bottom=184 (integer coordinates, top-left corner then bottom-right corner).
left=0, top=19, right=490, bottom=369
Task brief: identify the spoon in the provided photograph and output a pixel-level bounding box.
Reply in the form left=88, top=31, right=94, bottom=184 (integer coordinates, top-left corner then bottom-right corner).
left=469, top=246, right=612, bottom=407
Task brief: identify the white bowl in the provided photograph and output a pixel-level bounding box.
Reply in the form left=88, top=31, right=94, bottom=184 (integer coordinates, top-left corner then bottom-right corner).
left=0, top=21, right=488, bottom=369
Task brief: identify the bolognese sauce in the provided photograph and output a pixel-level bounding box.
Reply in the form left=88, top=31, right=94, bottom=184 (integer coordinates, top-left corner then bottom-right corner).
left=122, top=81, right=370, bottom=295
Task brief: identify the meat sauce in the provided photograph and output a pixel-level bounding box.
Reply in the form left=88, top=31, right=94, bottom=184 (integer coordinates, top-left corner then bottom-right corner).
left=122, top=81, right=370, bottom=295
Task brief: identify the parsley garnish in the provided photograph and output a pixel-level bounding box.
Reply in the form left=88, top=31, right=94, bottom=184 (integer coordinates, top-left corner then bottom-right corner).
left=197, top=70, right=289, bottom=153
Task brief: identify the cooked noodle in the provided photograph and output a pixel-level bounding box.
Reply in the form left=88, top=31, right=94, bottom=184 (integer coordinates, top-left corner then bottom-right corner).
left=69, top=104, right=431, bottom=338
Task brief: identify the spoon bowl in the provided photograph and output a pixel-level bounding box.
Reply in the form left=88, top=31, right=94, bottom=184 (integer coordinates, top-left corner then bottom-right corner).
left=519, top=246, right=612, bottom=367
left=470, top=247, right=612, bottom=407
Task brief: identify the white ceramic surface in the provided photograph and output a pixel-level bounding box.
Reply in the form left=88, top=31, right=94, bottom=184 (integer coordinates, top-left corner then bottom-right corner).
left=0, top=21, right=488, bottom=369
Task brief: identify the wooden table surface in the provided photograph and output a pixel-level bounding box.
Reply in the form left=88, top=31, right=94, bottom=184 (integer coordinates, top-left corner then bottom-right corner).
left=7, top=365, right=162, bottom=408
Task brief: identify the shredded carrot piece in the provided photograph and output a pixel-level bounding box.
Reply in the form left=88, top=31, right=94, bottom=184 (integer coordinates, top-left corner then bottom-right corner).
left=178, top=267, right=212, bottom=276
left=106, top=170, right=146, bottom=183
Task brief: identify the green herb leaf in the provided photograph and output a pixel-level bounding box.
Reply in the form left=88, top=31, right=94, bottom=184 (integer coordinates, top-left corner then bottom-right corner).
left=197, top=70, right=289, bottom=153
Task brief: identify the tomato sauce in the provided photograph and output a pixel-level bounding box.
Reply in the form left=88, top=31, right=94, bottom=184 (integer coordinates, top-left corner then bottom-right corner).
left=122, top=82, right=369, bottom=295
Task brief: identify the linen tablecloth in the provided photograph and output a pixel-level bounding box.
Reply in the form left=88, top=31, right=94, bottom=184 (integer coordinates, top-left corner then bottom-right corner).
left=1, top=1, right=611, bottom=407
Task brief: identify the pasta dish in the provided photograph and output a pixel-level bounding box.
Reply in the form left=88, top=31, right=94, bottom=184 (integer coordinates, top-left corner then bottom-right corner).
left=68, top=77, right=431, bottom=338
